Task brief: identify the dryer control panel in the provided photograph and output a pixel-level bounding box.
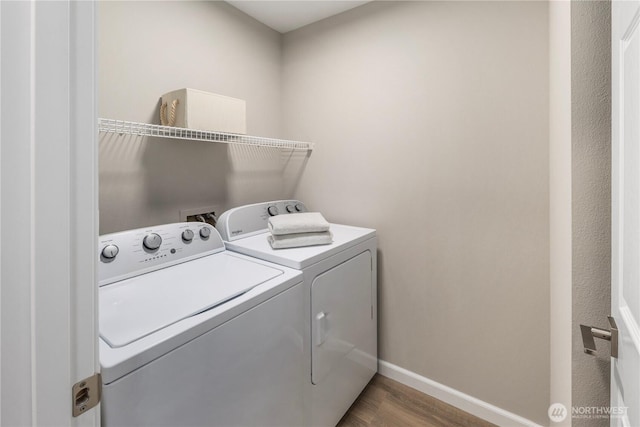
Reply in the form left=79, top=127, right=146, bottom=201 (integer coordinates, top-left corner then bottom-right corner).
left=98, top=222, right=224, bottom=286
left=216, top=200, right=307, bottom=241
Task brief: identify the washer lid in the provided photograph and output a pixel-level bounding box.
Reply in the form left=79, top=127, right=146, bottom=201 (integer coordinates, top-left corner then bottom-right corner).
left=99, top=252, right=283, bottom=348
left=224, top=223, right=375, bottom=269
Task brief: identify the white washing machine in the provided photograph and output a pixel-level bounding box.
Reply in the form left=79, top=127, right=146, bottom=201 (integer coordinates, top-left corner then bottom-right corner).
left=98, top=222, right=305, bottom=427
left=216, top=200, right=378, bottom=427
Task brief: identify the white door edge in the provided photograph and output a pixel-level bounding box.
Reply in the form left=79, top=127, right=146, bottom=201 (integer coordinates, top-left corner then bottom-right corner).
left=0, top=1, right=99, bottom=425
left=611, top=0, right=640, bottom=425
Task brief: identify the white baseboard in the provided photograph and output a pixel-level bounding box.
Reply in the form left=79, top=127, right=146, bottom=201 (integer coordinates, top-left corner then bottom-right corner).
left=377, top=360, right=543, bottom=427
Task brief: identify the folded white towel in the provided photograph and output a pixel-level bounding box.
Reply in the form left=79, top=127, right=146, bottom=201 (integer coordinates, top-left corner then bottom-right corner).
left=268, top=212, right=330, bottom=236
left=268, top=231, right=333, bottom=249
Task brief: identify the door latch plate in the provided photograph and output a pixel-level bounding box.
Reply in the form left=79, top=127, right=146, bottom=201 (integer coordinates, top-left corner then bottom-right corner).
left=72, top=373, right=101, bottom=417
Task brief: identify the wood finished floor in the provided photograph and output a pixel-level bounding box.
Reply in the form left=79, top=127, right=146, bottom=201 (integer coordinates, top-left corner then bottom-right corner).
left=337, top=375, right=497, bottom=427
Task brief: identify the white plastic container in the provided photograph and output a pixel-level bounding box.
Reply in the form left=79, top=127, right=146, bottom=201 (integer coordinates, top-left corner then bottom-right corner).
left=160, top=88, right=246, bottom=134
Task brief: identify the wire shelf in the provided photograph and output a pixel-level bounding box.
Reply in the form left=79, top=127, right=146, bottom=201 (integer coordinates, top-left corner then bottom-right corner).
left=98, top=118, right=314, bottom=151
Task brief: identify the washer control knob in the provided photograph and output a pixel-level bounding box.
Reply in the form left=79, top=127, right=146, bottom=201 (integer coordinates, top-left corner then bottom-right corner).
left=286, top=205, right=295, bottom=213
left=267, top=205, right=279, bottom=216
left=101, top=244, right=119, bottom=259
left=199, top=227, right=211, bottom=239
left=182, top=229, right=194, bottom=242
left=295, top=204, right=305, bottom=212
left=143, top=233, right=162, bottom=250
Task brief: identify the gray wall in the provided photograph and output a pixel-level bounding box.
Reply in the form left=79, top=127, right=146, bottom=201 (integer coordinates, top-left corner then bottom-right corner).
left=571, top=2, right=612, bottom=425
left=281, top=2, right=550, bottom=424
left=98, top=1, right=303, bottom=233
left=99, top=1, right=552, bottom=424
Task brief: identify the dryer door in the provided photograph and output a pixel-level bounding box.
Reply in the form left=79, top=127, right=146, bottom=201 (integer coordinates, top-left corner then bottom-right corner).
left=311, top=250, right=376, bottom=385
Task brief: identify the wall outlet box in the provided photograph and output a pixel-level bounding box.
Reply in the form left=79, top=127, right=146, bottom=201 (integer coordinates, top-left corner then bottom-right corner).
left=180, top=205, right=219, bottom=226
left=160, top=88, right=246, bottom=134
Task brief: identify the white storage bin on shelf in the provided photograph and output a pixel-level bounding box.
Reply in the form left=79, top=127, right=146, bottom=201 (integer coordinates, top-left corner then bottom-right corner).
left=160, top=88, right=246, bottom=134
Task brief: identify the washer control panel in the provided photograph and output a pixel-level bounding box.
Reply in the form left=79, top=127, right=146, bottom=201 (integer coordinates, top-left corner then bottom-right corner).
left=98, top=222, right=224, bottom=286
left=216, top=200, right=307, bottom=241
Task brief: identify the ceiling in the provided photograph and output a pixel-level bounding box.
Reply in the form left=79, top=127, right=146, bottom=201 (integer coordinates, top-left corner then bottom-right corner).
left=225, top=1, right=372, bottom=33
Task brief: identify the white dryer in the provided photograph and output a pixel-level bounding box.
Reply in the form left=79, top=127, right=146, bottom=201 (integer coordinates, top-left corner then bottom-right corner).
left=216, top=200, right=378, bottom=427
left=98, top=222, right=305, bottom=427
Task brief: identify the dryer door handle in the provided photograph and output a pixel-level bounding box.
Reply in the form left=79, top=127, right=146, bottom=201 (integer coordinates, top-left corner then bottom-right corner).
left=315, top=312, right=327, bottom=347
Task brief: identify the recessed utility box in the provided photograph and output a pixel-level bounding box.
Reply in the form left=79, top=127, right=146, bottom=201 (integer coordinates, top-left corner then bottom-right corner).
left=160, top=88, right=246, bottom=134
left=180, top=205, right=219, bottom=227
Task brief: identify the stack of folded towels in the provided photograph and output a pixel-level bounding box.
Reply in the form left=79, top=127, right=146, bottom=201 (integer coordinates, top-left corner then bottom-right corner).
left=267, top=212, right=333, bottom=249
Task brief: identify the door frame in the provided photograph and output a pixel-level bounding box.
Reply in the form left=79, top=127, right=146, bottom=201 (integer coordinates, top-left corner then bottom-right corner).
left=0, top=1, right=99, bottom=425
